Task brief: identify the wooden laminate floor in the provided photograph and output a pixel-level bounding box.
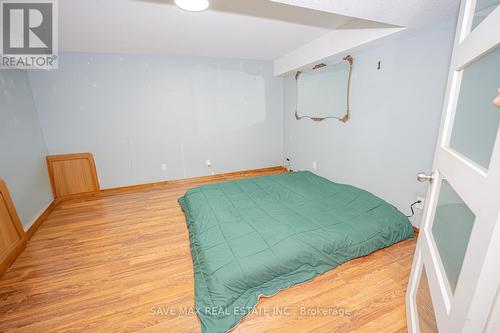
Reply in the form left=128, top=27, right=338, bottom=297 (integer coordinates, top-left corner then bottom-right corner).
left=0, top=168, right=416, bottom=333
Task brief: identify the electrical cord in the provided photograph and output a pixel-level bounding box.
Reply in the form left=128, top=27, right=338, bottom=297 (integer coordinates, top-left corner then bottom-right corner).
left=406, top=200, right=423, bottom=218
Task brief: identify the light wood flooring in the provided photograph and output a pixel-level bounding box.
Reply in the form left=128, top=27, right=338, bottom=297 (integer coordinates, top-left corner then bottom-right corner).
left=0, top=168, right=416, bottom=332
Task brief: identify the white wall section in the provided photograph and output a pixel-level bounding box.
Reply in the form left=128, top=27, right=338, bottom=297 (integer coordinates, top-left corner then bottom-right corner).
left=0, top=70, right=53, bottom=229
left=28, top=53, right=284, bottom=189
left=282, top=20, right=457, bottom=226
left=0, top=3, right=461, bottom=230
left=58, top=0, right=383, bottom=61
left=272, top=0, right=460, bottom=75
left=272, top=0, right=459, bottom=28
left=273, top=27, right=404, bottom=76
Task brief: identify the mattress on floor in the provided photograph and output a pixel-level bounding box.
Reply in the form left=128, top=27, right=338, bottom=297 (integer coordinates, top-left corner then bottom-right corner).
left=178, top=171, right=414, bottom=333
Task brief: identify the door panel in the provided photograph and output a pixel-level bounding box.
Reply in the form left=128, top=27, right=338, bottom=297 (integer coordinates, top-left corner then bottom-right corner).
left=430, top=179, right=475, bottom=293
left=454, top=3, right=500, bottom=70
left=472, top=0, right=499, bottom=29
left=406, top=1, right=500, bottom=331
left=449, top=45, right=500, bottom=169
left=46, top=153, right=100, bottom=198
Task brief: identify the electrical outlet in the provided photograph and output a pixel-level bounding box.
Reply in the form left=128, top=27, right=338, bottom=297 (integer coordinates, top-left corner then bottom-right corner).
left=206, top=160, right=212, bottom=167
left=161, top=163, right=167, bottom=172
left=312, top=161, right=317, bottom=170
left=415, top=196, right=425, bottom=210
left=284, top=158, right=291, bottom=171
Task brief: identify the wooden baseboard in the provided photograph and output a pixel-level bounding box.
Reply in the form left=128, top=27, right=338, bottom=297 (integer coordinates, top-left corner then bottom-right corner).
left=0, top=240, right=26, bottom=277
left=105, top=166, right=287, bottom=192
left=28, top=166, right=287, bottom=238
left=27, top=200, right=58, bottom=240
left=60, top=166, right=288, bottom=200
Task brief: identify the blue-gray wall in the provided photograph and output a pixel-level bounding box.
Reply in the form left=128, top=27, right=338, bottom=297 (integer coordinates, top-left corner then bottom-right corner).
left=1, top=22, right=457, bottom=229
left=28, top=54, right=284, bottom=189
left=283, top=21, right=457, bottom=226
left=0, top=70, right=53, bottom=229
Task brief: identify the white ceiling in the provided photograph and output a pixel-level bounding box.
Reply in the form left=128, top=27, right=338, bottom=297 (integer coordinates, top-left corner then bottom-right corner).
left=272, top=0, right=459, bottom=28
left=59, top=0, right=459, bottom=74
left=59, top=0, right=392, bottom=60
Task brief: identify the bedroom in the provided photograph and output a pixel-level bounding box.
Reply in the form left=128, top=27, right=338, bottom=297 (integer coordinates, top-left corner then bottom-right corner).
left=0, top=0, right=499, bottom=332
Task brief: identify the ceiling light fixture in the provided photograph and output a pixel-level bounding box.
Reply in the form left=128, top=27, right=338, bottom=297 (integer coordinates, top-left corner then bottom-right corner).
left=175, top=0, right=209, bottom=12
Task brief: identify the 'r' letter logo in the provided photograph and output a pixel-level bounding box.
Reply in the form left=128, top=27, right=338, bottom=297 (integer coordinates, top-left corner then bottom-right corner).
left=2, top=2, right=53, bottom=54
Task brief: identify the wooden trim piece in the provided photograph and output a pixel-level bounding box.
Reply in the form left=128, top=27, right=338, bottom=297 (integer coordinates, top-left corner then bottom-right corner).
left=27, top=166, right=287, bottom=240
left=413, top=227, right=420, bottom=236
left=0, top=180, right=27, bottom=276
left=55, top=166, right=288, bottom=202
left=26, top=200, right=57, bottom=240
left=46, top=153, right=100, bottom=199
left=100, top=166, right=288, bottom=196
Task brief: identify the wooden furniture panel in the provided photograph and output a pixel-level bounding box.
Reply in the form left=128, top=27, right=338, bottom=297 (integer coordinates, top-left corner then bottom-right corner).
left=0, top=180, right=26, bottom=275
left=0, top=198, right=20, bottom=257
left=47, top=153, right=100, bottom=198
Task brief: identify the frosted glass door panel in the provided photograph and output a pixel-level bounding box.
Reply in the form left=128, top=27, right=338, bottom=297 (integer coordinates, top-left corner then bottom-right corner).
left=472, top=0, right=499, bottom=29
left=431, top=180, right=475, bottom=292
left=449, top=46, right=500, bottom=169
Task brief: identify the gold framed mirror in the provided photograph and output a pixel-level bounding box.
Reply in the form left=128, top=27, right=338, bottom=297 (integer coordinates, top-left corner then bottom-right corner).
left=295, top=55, right=353, bottom=123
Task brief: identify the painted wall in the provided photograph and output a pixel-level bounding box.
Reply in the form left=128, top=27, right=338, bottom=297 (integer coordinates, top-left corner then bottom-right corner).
left=12, top=21, right=455, bottom=228
left=28, top=54, right=284, bottom=189
left=283, top=21, right=457, bottom=226
left=0, top=70, right=53, bottom=229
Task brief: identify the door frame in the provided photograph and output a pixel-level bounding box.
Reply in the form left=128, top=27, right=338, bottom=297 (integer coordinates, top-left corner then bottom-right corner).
left=406, top=0, right=500, bottom=331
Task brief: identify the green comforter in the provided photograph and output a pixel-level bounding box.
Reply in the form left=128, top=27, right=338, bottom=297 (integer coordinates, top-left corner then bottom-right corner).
left=178, top=171, right=414, bottom=332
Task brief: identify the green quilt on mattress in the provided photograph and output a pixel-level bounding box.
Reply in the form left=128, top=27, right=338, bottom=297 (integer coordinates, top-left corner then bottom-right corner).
left=178, top=171, right=414, bottom=332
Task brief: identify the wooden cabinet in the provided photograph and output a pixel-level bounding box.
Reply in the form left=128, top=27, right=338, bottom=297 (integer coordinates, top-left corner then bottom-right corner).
left=0, top=180, right=26, bottom=276
left=46, top=153, right=100, bottom=198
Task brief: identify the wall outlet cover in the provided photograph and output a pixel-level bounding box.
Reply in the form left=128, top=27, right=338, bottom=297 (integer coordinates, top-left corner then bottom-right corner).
left=415, top=196, right=425, bottom=210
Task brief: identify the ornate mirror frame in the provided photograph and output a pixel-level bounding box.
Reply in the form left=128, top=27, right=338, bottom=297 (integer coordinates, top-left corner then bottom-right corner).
left=294, top=55, right=353, bottom=123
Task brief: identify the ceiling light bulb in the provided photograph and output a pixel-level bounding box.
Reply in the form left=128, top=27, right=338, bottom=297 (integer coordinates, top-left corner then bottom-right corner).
left=175, top=0, right=209, bottom=12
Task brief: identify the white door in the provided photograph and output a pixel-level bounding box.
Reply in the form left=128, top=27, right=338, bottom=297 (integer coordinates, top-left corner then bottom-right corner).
left=406, top=0, right=500, bottom=332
